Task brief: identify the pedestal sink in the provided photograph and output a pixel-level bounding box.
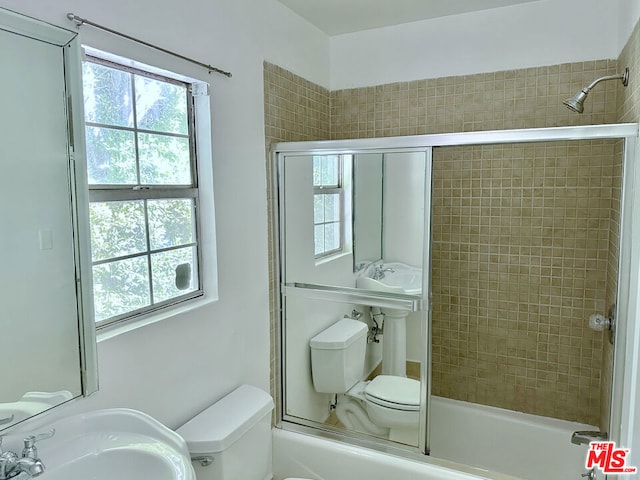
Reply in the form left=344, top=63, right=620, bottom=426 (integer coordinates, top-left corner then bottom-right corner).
left=356, top=262, right=422, bottom=296
left=356, top=262, right=422, bottom=377
left=3, top=408, right=196, bottom=480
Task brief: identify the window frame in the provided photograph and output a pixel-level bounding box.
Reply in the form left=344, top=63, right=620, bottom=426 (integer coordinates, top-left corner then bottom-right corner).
left=83, top=55, right=204, bottom=328
left=313, top=155, right=345, bottom=259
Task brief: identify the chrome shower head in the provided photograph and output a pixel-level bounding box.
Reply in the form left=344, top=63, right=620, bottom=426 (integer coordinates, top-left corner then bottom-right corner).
left=563, top=89, right=589, bottom=113
left=564, top=68, right=629, bottom=114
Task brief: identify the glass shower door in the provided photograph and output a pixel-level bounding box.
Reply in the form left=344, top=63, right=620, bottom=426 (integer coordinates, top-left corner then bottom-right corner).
left=276, top=148, right=433, bottom=454
left=427, top=139, right=622, bottom=479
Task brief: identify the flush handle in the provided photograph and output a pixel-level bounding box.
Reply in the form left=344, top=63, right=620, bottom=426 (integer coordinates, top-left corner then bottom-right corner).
left=191, top=455, right=214, bottom=467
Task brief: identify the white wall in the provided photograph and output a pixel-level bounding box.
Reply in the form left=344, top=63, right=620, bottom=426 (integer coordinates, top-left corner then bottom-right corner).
left=618, top=0, right=640, bottom=53
left=0, top=0, right=329, bottom=429
left=330, top=0, right=624, bottom=89
left=353, top=154, right=383, bottom=266
left=382, top=152, right=425, bottom=267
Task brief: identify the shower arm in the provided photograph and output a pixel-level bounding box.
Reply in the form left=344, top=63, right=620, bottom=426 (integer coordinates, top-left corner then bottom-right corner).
left=581, top=69, right=629, bottom=94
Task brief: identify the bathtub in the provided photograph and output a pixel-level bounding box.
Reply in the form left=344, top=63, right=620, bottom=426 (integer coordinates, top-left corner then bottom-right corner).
left=273, top=396, right=596, bottom=480
left=430, top=396, right=595, bottom=480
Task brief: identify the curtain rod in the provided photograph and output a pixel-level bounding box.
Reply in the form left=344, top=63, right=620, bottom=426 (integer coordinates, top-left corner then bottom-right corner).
left=66, top=13, right=232, bottom=78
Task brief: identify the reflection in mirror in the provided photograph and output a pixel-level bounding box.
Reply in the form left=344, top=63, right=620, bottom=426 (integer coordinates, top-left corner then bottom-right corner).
left=279, top=149, right=427, bottom=449
left=283, top=154, right=353, bottom=288
left=0, top=8, right=96, bottom=430
left=282, top=151, right=426, bottom=294
left=352, top=154, right=383, bottom=269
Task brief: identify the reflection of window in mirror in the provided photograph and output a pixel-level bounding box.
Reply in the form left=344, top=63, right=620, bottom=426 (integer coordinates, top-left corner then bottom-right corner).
left=83, top=55, right=206, bottom=327
left=313, top=155, right=352, bottom=259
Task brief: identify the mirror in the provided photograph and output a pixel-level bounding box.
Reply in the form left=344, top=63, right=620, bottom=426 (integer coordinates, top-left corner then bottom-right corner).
left=352, top=154, right=383, bottom=269
left=281, top=150, right=426, bottom=295
left=353, top=152, right=426, bottom=275
left=278, top=149, right=428, bottom=448
left=0, top=8, right=97, bottom=430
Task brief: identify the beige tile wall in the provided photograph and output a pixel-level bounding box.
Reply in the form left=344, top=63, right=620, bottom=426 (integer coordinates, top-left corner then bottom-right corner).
left=265, top=50, right=632, bottom=425
left=431, top=141, right=618, bottom=425
left=264, top=62, right=331, bottom=144
left=330, top=61, right=619, bottom=139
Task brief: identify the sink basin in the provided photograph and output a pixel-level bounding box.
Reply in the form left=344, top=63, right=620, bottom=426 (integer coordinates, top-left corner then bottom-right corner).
left=23, top=408, right=196, bottom=480
left=0, top=391, right=73, bottom=427
left=356, top=262, right=422, bottom=295
left=44, top=447, right=189, bottom=480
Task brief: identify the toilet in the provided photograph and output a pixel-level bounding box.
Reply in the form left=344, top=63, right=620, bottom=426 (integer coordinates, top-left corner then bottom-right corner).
left=177, top=384, right=308, bottom=480
left=310, top=318, right=420, bottom=444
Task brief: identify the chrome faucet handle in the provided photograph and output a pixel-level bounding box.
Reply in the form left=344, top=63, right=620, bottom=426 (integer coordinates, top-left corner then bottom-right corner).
left=22, top=429, right=54, bottom=459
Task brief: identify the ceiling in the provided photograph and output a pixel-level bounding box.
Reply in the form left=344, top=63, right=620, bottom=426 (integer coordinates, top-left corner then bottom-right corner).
left=276, top=0, right=542, bottom=36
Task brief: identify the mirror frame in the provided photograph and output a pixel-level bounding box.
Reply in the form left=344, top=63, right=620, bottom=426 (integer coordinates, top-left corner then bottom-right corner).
left=0, top=7, right=98, bottom=428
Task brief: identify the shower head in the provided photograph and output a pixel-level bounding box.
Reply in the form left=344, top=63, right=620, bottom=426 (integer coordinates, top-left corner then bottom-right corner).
left=564, top=67, right=629, bottom=114
left=563, top=90, right=589, bottom=114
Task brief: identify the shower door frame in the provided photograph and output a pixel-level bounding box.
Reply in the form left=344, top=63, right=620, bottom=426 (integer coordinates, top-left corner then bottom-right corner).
left=272, top=123, right=640, bottom=467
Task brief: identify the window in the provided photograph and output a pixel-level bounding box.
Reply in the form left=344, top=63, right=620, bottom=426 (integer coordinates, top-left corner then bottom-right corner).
left=313, top=155, right=345, bottom=258
left=82, top=57, right=203, bottom=326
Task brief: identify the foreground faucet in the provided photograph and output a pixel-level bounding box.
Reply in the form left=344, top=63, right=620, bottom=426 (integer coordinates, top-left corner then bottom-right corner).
left=0, top=429, right=54, bottom=479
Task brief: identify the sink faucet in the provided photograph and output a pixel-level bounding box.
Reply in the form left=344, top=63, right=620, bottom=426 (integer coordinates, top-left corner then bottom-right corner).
left=372, top=264, right=395, bottom=280
left=0, top=429, right=54, bottom=480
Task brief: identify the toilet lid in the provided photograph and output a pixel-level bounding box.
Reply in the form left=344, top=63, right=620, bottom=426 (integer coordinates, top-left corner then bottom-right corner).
left=364, top=375, right=420, bottom=411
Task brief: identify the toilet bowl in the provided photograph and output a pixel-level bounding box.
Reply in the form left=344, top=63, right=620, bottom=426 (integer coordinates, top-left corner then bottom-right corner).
left=309, top=319, right=420, bottom=444
left=337, top=376, right=420, bottom=443
left=363, top=375, right=420, bottom=445
left=364, top=375, right=420, bottom=428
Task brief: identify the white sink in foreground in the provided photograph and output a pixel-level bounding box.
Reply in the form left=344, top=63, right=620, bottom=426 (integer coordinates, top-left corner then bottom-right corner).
left=356, top=262, right=422, bottom=295
left=21, top=408, right=196, bottom=480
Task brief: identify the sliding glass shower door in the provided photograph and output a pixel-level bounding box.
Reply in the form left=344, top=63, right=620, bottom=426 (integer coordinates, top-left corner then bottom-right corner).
left=273, top=124, right=639, bottom=476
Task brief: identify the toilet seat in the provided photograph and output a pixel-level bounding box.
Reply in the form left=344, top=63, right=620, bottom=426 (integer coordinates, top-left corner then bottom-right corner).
left=364, top=375, right=420, bottom=411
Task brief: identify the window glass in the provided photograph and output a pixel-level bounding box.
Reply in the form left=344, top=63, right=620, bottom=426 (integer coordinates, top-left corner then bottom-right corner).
left=313, top=155, right=343, bottom=258
left=85, top=127, right=137, bottom=184
left=138, top=133, right=191, bottom=185
left=83, top=57, right=202, bottom=326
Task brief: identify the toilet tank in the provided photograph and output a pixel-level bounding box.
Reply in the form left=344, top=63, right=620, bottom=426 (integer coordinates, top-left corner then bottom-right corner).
left=310, top=319, right=368, bottom=394
left=176, top=385, right=274, bottom=480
